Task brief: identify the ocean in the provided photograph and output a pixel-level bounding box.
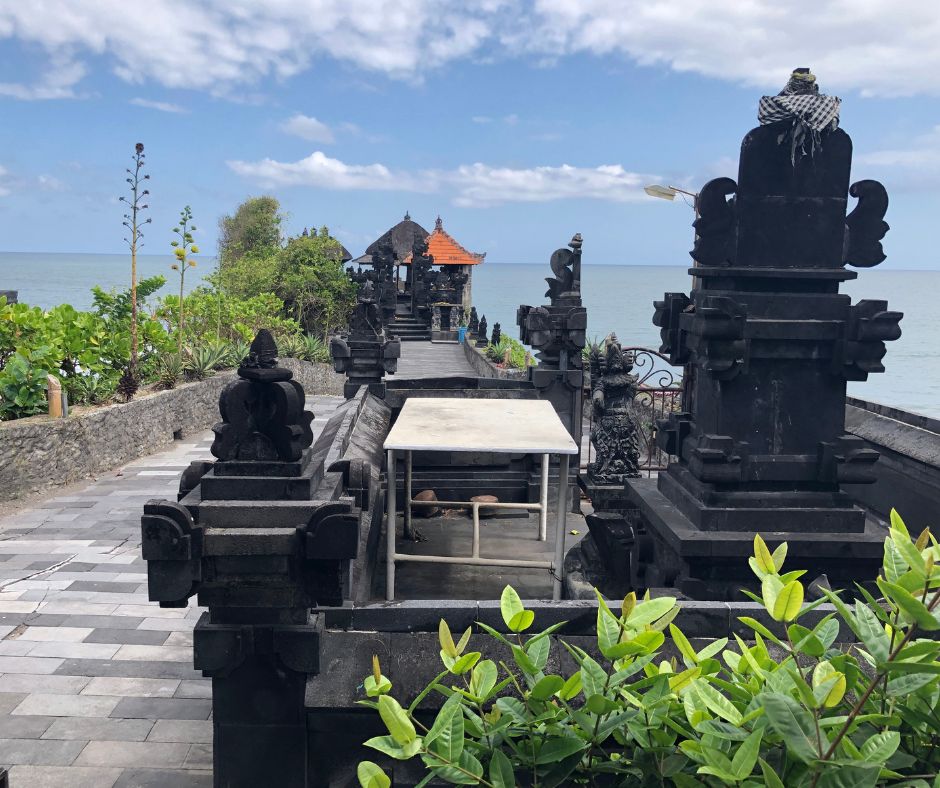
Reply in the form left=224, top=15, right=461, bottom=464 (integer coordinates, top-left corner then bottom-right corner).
left=1, top=251, right=937, bottom=417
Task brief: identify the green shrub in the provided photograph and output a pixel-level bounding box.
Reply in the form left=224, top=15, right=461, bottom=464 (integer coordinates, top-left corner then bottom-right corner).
left=0, top=349, right=53, bottom=419
left=155, top=354, right=183, bottom=390
left=182, top=346, right=223, bottom=381
left=358, top=510, right=940, bottom=787
left=67, top=372, right=118, bottom=406
left=485, top=337, right=531, bottom=370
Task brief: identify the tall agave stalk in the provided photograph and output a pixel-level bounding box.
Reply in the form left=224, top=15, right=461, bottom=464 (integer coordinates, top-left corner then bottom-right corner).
left=170, top=206, right=199, bottom=355
left=119, top=143, right=151, bottom=385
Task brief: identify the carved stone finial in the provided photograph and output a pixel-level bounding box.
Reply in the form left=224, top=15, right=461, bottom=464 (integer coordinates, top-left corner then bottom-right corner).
left=404, top=210, right=411, bottom=221
left=435, top=215, right=442, bottom=230
left=245, top=329, right=278, bottom=368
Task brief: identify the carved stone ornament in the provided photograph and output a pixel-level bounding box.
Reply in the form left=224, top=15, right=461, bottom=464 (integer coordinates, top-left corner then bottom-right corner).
left=212, top=331, right=314, bottom=463
left=588, top=343, right=641, bottom=484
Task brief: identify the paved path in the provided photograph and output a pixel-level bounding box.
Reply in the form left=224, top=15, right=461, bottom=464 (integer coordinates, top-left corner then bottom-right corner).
left=0, top=342, right=490, bottom=784
left=392, top=341, right=475, bottom=379
left=0, top=395, right=342, bottom=787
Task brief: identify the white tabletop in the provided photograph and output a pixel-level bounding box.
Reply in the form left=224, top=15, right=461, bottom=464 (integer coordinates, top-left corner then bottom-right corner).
left=384, top=397, right=579, bottom=454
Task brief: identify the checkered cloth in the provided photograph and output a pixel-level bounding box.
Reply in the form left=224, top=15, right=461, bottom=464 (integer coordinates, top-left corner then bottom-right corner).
left=758, top=68, right=841, bottom=162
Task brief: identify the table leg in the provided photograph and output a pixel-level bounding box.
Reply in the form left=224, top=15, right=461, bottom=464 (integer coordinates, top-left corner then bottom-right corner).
left=539, top=453, right=549, bottom=541
left=472, top=502, right=480, bottom=558
left=404, top=450, right=413, bottom=540
left=386, top=448, right=396, bottom=601
left=552, top=454, right=570, bottom=601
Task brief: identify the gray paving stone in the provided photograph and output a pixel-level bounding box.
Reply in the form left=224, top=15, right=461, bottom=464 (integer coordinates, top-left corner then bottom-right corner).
left=113, top=768, right=212, bottom=787
left=0, top=714, right=53, bottom=739
left=110, top=697, right=211, bottom=721
left=13, top=693, right=120, bottom=718
left=6, top=764, right=123, bottom=788
left=54, top=658, right=203, bottom=680
left=74, top=740, right=191, bottom=768
left=66, top=581, right=142, bottom=594
left=0, top=655, right=64, bottom=674
left=173, top=680, right=210, bottom=700
left=82, top=677, right=180, bottom=698
left=62, top=615, right=144, bottom=629
left=27, top=641, right=120, bottom=660
left=147, top=719, right=212, bottom=744
left=183, top=743, right=212, bottom=769
left=0, top=737, right=88, bottom=765
left=42, top=717, right=155, bottom=742
left=0, top=673, right=90, bottom=694
left=83, top=628, right=168, bottom=646
left=0, top=691, right=28, bottom=714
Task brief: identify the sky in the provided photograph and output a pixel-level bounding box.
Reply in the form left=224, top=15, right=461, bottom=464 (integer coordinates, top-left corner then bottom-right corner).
left=0, top=1, right=939, bottom=268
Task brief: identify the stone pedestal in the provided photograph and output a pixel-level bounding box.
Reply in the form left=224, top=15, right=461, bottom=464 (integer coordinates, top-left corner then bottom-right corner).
left=637, top=79, right=902, bottom=597
left=518, top=234, right=587, bottom=511
left=331, top=282, right=401, bottom=398
left=430, top=303, right=460, bottom=343
left=141, top=331, right=362, bottom=787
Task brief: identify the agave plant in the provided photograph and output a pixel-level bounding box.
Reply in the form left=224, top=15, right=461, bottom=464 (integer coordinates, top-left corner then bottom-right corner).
left=277, top=333, right=306, bottom=359
left=224, top=339, right=250, bottom=368
left=68, top=373, right=118, bottom=406
left=183, top=346, right=223, bottom=381
left=301, top=333, right=330, bottom=363
left=156, top=353, right=183, bottom=390
left=202, top=340, right=232, bottom=370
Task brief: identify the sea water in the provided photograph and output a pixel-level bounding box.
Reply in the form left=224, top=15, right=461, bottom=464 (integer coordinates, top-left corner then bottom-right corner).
left=1, top=252, right=937, bottom=417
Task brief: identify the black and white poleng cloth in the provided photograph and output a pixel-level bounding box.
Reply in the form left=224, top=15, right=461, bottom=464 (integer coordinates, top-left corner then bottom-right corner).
left=758, top=92, right=841, bottom=134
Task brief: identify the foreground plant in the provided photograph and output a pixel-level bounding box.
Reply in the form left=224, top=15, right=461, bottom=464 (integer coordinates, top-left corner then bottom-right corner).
left=170, top=205, right=199, bottom=355
left=358, top=511, right=940, bottom=787
left=119, top=142, right=151, bottom=394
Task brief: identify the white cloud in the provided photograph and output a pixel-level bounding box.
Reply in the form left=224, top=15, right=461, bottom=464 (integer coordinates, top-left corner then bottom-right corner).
left=858, top=126, right=940, bottom=170
left=0, top=165, right=10, bottom=197
left=472, top=115, right=493, bottom=124
left=36, top=174, right=66, bottom=191
left=3, top=1, right=937, bottom=98
left=0, top=55, right=86, bottom=99
left=227, top=151, right=425, bottom=192
left=228, top=150, right=656, bottom=207
left=130, top=97, right=187, bottom=113
left=503, top=113, right=519, bottom=126
left=280, top=114, right=334, bottom=143
left=518, top=0, right=940, bottom=97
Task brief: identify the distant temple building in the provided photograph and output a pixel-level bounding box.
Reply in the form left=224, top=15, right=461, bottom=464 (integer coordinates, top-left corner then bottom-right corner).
left=353, top=213, right=485, bottom=309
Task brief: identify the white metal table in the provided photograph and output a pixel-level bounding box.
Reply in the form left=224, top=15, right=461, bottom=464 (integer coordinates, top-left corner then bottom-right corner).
left=383, top=397, right=579, bottom=601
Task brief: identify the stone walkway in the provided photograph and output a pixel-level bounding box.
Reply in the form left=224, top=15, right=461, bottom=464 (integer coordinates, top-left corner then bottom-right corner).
left=0, top=395, right=342, bottom=787
left=390, top=341, right=475, bottom=379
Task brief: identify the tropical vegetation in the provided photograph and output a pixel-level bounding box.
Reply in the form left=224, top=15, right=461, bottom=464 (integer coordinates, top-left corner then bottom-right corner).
left=358, top=511, right=940, bottom=787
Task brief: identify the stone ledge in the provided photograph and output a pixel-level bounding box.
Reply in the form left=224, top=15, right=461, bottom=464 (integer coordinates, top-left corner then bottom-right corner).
left=0, top=360, right=343, bottom=502
left=461, top=337, right=527, bottom=380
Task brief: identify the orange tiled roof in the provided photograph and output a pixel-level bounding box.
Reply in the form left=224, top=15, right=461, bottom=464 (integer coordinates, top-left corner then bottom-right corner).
left=405, top=216, right=485, bottom=265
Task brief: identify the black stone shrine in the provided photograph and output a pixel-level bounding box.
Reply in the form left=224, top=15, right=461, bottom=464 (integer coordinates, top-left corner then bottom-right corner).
left=141, top=331, right=362, bottom=787
left=629, top=84, right=903, bottom=597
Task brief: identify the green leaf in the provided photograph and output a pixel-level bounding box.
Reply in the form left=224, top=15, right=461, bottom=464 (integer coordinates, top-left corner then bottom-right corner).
left=364, top=734, right=422, bottom=760
left=772, top=580, right=804, bottom=622
left=469, top=659, right=497, bottom=700
left=886, top=671, right=940, bottom=696
left=535, top=735, right=588, bottom=764
left=597, top=603, right=622, bottom=654
left=692, top=679, right=742, bottom=726
left=438, top=619, right=457, bottom=657
left=626, top=596, right=676, bottom=628
left=557, top=671, right=582, bottom=701
left=738, top=616, right=784, bottom=646
left=730, top=727, right=762, bottom=781
left=815, top=763, right=880, bottom=788
left=425, top=695, right=464, bottom=763
left=762, top=575, right=783, bottom=613
left=500, top=585, right=524, bottom=629
left=758, top=757, right=786, bottom=788
left=526, top=631, right=550, bottom=670
left=772, top=542, right=788, bottom=572
left=884, top=538, right=906, bottom=583
left=754, top=534, right=775, bottom=574
left=670, top=623, right=699, bottom=667
left=377, top=695, right=416, bottom=745
left=760, top=692, right=819, bottom=763
left=489, top=750, right=514, bottom=788
left=426, top=749, right=484, bottom=785
left=529, top=674, right=565, bottom=700
left=788, top=623, right=824, bottom=657
left=859, top=730, right=900, bottom=763
left=508, top=609, right=535, bottom=633
left=580, top=653, right=608, bottom=699
left=851, top=600, right=889, bottom=663
left=878, top=579, right=940, bottom=631
left=890, top=508, right=909, bottom=537
left=357, top=761, right=390, bottom=788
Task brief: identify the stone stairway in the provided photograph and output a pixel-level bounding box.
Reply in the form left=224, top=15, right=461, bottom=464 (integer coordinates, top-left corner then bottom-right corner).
left=390, top=305, right=431, bottom=341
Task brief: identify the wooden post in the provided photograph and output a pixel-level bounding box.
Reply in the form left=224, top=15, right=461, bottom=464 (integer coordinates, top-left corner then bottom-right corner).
left=46, top=375, right=62, bottom=419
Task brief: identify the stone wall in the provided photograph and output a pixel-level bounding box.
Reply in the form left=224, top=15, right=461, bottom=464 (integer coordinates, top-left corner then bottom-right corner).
left=844, top=397, right=940, bottom=531
left=0, top=360, right=343, bottom=502
left=461, top=337, right=527, bottom=380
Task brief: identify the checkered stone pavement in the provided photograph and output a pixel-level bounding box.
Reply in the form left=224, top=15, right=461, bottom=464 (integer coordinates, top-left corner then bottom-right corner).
left=0, top=395, right=343, bottom=787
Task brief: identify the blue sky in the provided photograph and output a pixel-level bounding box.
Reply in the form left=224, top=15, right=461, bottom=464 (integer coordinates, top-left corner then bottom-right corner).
left=0, top=1, right=938, bottom=267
